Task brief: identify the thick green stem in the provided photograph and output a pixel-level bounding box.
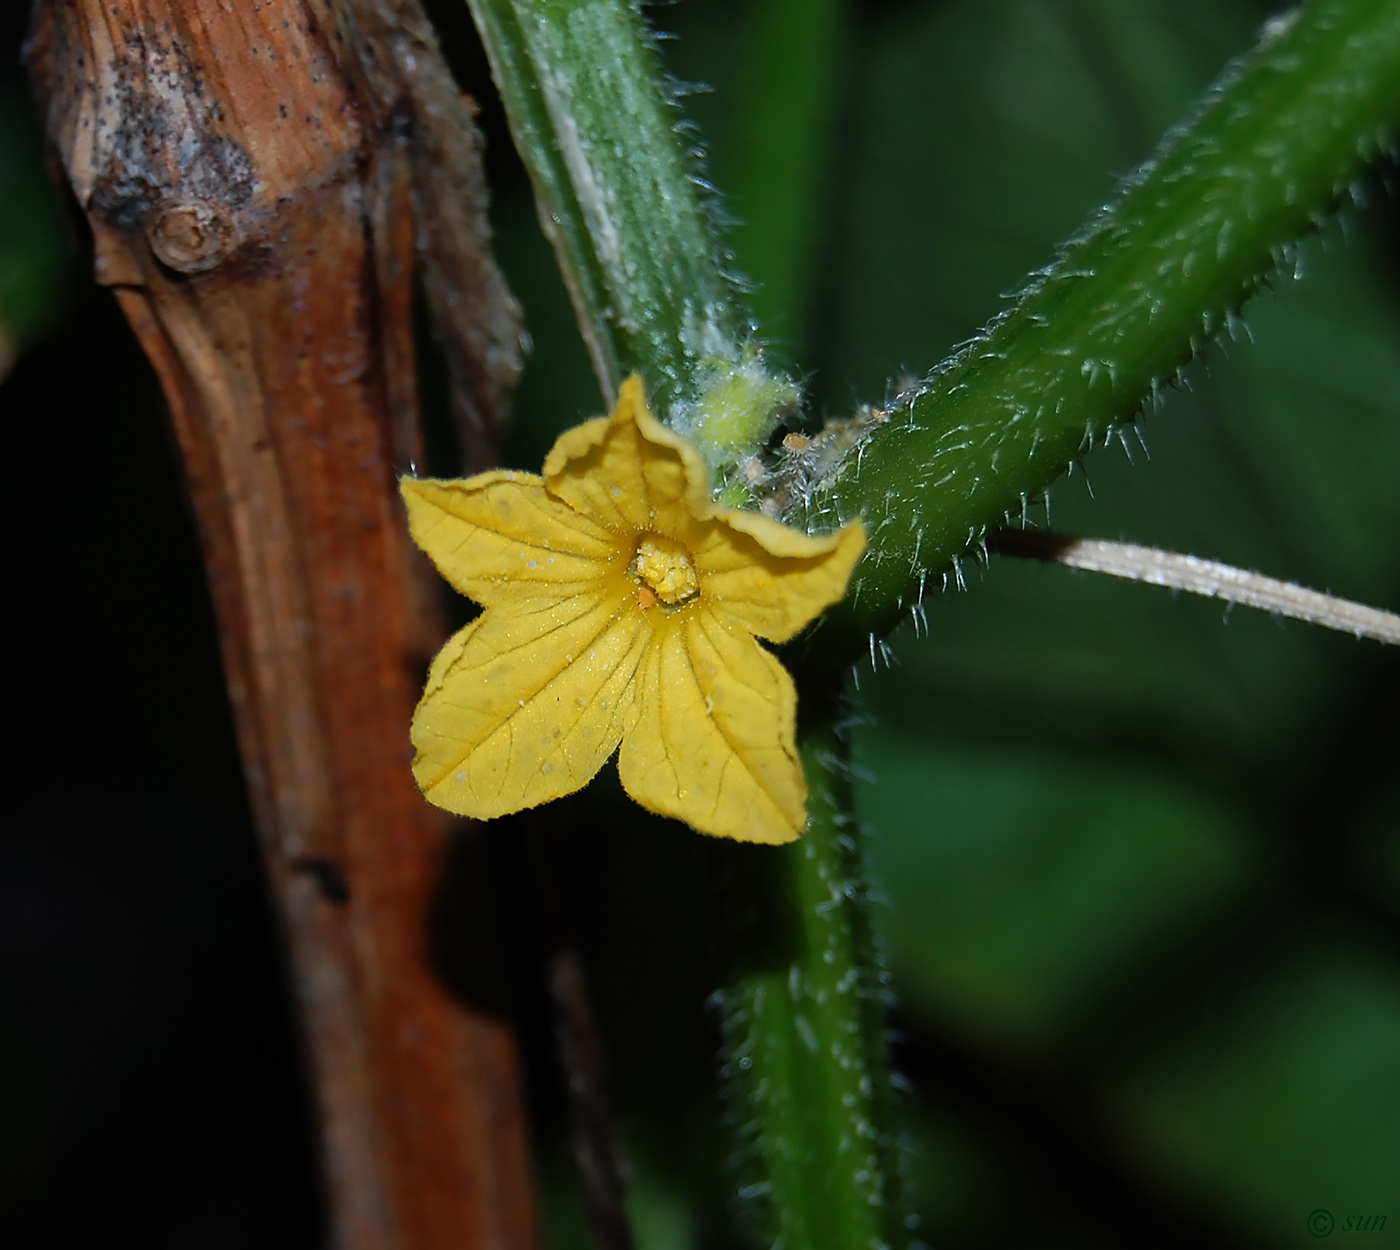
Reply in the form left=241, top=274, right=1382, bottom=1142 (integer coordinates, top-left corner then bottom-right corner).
left=463, top=0, right=736, bottom=403
left=800, top=0, right=1400, bottom=635
left=707, top=717, right=902, bottom=1250
left=463, top=0, right=797, bottom=476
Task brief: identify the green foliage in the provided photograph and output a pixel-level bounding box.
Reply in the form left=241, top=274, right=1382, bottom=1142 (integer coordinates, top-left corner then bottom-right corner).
left=7, top=1, right=1398, bottom=1246
left=1116, top=946, right=1400, bottom=1245
left=491, top=1, right=1400, bottom=1247
left=724, top=0, right=843, bottom=351
left=859, top=732, right=1254, bottom=1048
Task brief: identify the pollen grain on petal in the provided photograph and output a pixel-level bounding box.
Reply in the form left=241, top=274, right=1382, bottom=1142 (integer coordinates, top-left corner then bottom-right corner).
left=632, top=535, right=700, bottom=605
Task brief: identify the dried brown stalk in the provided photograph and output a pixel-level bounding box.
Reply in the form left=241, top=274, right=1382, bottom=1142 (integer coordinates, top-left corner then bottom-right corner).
left=993, top=530, right=1400, bottom=646
left=28, top=2, right=536, bottom=1246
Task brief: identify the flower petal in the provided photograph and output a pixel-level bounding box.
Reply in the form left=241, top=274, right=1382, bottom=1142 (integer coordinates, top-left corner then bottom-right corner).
left=696, top=513, right=867, bottom=643
left=411, top=583, right=649, bottom=818
left=542, top=376, right=712, bottom=540
left=617, top=607, right=806, bottom=844
left=401, top=472, right=621, bottom=608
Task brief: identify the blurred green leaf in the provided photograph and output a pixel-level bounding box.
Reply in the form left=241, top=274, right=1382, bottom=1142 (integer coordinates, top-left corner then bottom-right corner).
left=1212, top=228, right=1400, bottom=603
left=1109, top=944, right=1400, bottom=1246
left=723, top=0, right=844, bottom=352
left=856, top=728, right=1254, bottom=1048
left=0, top=81, right=72, bottom=373
left=819, top=0, right=1260, bottom=401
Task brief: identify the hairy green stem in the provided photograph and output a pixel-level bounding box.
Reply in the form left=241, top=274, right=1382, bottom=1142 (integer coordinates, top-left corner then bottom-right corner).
left=707, top=717, right=903, bottom=1250
left=463, top=0, right=797, bottom=476
left=799, top=0, right=1400, bottom=635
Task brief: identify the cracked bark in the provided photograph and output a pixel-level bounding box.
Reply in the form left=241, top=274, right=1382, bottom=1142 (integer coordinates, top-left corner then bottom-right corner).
left=28, top=2, right=536, bottom=1246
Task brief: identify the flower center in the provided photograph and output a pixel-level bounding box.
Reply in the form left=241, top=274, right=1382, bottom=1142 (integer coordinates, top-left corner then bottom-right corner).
left=632, top=536, right=700, bottom=606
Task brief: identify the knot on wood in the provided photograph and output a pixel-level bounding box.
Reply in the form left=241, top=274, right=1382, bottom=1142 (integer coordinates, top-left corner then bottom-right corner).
left=145, top=199, right=239, bottom=273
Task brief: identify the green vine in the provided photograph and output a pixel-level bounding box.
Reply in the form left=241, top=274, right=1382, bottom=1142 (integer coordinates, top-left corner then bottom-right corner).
left=707, top=711, right=902, bottom=1250
left=803, top=0, right=1400, bottom=635
left=464, top=0, right=798, bottom=483
left=459, top=0, right=1400, bottom=1247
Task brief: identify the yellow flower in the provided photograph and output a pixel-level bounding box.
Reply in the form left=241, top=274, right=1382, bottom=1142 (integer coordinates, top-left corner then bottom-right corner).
left=400, top=377, right=866, bottom=844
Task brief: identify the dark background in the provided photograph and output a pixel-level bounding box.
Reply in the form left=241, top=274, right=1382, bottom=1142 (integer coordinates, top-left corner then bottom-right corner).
left=3, top=2, right=1398, bottom=1248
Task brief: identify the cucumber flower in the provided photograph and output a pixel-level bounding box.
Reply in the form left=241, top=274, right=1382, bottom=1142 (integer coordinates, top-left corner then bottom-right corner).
left=401, top=377, right=865, bottom=844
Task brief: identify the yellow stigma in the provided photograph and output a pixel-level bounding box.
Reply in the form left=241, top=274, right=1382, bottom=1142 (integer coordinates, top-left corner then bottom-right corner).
left=632, top=536, right=700, bottom=605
